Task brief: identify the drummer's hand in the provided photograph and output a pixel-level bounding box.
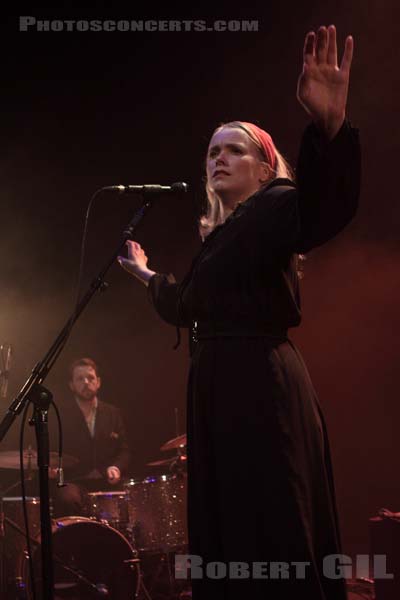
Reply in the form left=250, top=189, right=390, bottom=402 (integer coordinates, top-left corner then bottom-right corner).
left=107, top=466, right=121, bottom=485
left=297, top=25, right=354, bottom=140
left=118, top=241, right=156, bottom=287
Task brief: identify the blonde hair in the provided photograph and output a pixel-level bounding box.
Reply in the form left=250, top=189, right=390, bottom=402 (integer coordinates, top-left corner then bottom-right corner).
left=199, top=121, right=294, bottom=240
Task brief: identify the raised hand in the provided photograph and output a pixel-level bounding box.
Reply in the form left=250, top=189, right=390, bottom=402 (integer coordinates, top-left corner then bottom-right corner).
left=297, top=25, right=354, bottom=140
left=118, top=241, right=155, bottom=286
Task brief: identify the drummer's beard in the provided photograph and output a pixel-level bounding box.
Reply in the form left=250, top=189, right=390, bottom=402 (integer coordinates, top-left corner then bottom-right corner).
left=75, top=387, right=97, bottom=402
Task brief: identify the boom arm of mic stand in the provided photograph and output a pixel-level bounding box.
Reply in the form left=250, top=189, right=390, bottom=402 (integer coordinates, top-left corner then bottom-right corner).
left=0, top=196, right=153, bottom=443
left=0, top=194, right=154, bottom=600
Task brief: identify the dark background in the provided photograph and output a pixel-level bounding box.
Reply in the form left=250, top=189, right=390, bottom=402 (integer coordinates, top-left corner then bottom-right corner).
left=0, top=3, right=399, bottom=560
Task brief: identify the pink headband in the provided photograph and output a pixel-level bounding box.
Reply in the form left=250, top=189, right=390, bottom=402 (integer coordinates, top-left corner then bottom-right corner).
left=239, top=121, right=277, bottom=171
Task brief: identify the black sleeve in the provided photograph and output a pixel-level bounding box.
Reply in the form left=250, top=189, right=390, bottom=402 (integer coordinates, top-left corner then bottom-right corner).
left=243, top=120, right=360, bottom=259
left=147, top=272, right=191, bottom=328
left=294, top=119, right=361, bottom=253
left=107, top=408, right=131, bottom=475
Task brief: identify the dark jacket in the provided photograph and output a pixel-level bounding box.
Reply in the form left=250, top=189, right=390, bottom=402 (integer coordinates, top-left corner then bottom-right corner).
left=54, top=398, right=130, bottom=481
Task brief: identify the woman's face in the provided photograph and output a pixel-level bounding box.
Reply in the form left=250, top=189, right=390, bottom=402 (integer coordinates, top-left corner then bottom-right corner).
left=206, top=127, right=269, bottom=205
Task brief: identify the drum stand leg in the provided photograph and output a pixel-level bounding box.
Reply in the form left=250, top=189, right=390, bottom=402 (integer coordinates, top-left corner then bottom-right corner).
left=124, top=556, right=153, bottom=600
left=141, top=553, right=166, bottom=599
left=139, top=551, right=190, bottom=600
left=136, top=574, right=153, bottom=600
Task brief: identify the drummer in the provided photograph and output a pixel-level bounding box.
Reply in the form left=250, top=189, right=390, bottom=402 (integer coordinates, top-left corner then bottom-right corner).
left=51, top=357, right=131, bottom=517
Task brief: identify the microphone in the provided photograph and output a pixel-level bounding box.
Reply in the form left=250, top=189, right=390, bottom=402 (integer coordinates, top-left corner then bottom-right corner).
left=101, top=182, right=188, bottom=194
left=0, top=343, right=12, bottom=400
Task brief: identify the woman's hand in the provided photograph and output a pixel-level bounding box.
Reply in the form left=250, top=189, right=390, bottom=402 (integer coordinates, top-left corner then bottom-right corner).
left=297, top=25, right=354, bottom=140
left=118, top=241, right=155, bottom=286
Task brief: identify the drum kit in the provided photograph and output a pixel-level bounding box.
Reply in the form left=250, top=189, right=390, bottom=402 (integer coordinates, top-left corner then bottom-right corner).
left=0, top=434, right=190, bottom=600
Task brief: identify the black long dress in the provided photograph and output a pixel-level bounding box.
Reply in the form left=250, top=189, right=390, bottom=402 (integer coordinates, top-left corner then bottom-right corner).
left=148, top=120, right=361, bottom=599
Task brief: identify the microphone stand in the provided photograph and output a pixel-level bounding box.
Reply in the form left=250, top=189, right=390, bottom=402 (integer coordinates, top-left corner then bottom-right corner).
left=0, top=192, right=157, bottom=600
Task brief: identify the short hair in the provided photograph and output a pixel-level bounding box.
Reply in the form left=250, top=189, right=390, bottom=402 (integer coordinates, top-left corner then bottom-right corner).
left=69, top=357, right=100, bottom=381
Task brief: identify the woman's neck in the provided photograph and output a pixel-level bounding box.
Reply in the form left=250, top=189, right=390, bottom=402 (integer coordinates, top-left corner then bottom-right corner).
left=217, top=185, right=262, bottom=222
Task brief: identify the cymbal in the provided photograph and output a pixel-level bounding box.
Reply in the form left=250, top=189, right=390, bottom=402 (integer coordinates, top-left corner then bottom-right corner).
left=147, top=457, right=177, bottom=467
left=0, top=450, right=79, bottom=470
left=147, top=455, right=187, bottom=467
left=160, top=433, right=187, bottom=452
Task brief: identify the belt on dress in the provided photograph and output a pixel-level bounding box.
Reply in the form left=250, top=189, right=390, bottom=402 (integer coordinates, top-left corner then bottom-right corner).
left=191, top=321, right=288, bottom=344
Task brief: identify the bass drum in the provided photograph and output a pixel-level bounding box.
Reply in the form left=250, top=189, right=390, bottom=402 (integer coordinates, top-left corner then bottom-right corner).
left=19, top=516, right=140, bottom=599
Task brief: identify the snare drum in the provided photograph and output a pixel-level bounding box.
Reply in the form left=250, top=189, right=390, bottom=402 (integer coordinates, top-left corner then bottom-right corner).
left=86, top=490, right=129, bottom=529
left=18, top=516, right=140, bottom=599
left=124, top=473, right=187, bottom=552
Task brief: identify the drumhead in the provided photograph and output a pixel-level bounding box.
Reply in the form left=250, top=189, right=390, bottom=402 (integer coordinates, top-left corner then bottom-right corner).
left=20, top=516, right=140, bottom=599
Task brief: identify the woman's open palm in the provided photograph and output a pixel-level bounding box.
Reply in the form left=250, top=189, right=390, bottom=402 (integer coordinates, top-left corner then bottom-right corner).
left=297, top=25, right=353, bottom=137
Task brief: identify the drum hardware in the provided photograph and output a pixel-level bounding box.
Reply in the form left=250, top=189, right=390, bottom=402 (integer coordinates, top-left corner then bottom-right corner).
left=9, top=516, right=142, bottom=599
left=147, top=457, right=178, bottom=467
left=138, top=549, right=190, bottom=600
left=84, top=483, right=189, bottom=598
left=160, top=434, right=187, bottom=452
left=0, top=449, right=79, bottom=470
left=83, top=481, right=189, bottom=599
left=0, top=436, right=188, bottom=596
left=168, top=453, right=187, bottom=476
left=1, top=495, right=149, bottom=600
left=1, top=507, right=129, bottom=598
left=152, top=431, right=187, bottom=473
left=1, top=517, right=156, bottom=599
left=0, top=493, right=137, bottom=598
left=0, top=475, right=35, bottom=498
left=147, top=455, right=187, bottom=469
left=0, top=442, right=188, bottom=597
left=1, top=494, right=43, bottom=598
left=124, top=417, right=190, bottom=600
left=0, top=342, right=12, bottom=401
left=0, top=500, right=42, bottom=598
left=0, top=473, right=190, bottom=599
